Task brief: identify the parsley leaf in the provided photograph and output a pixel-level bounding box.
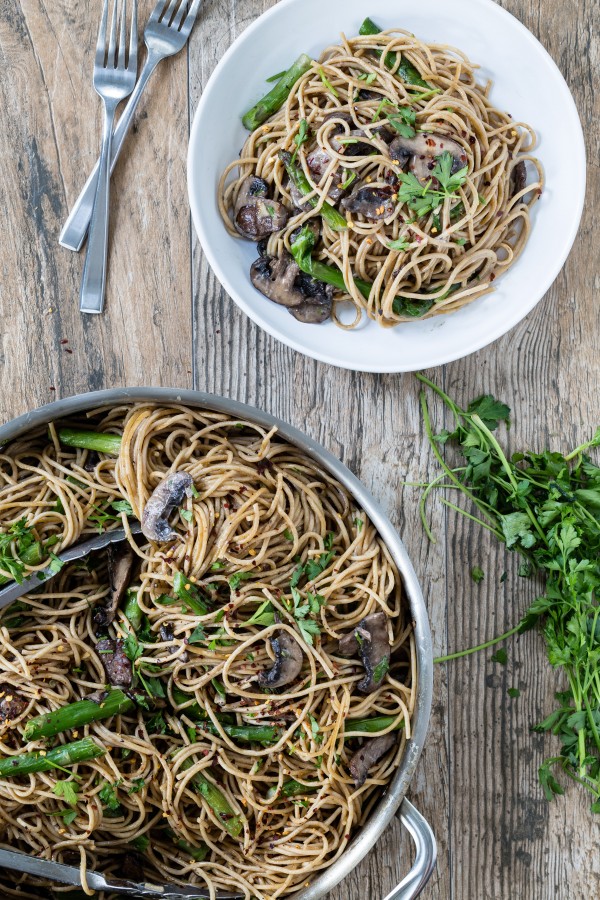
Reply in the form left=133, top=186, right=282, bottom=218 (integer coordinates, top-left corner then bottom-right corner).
left=228, top=571, right=253, bottom=591
left=53, top=780, right=78, bottom=807
left=388, top=237, right=411, bottom=252
left=471, top=566, right=485, bottom=584
left=246, top=600, right=276, bottom=627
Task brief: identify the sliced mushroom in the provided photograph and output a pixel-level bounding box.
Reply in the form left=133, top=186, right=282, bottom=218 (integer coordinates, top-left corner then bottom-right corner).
left=141, top=471, right=193, bottom=542
left=234, top=175, right=290, bottom=241
left=338, top=611, right=391, bottom=694
left=341, top=185, right=396, bottom=221
left=85, top=690, right=109, bottom=704
left=93, top=543, right=135, bottom=632
left=390, top=132, right=468, bottom=185
left=258, top=632, right=303, bottom=689
left=250, top=253, right=333, bottom=324
left=510, top=160, right=527, bottom=198
left=349, top=732, right=397, bottom=787
left=84, top=450, right=100, bottom=472
left=96, top=639, right=133, bottom=689
left=0, top=684, right=27, bottom=725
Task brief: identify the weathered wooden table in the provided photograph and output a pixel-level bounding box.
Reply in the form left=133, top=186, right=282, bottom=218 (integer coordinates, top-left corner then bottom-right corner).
left=1, top=1, right=598, bottom=897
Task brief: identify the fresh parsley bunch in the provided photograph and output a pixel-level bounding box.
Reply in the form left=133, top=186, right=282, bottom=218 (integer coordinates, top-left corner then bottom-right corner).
left=417, top=373, right=600, bottom=813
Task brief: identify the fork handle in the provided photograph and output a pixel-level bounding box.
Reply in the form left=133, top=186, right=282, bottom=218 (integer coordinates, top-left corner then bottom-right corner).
left=79, top=98, right=119, bottom=314
left=61, top=50, right=160, bottom=253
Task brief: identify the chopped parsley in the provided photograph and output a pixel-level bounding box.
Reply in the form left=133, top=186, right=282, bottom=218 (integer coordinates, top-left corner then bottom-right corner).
left=53, top=779, right=78, bottom=807
left=228, top=571, right=254, bottom=591
left=471, top=566, right=485, bottom=584
left=397, top=151, right=468, bottom=217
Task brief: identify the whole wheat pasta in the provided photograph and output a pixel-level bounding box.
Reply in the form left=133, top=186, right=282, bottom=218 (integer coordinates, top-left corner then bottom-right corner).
left=0, top=404, right=413, bottom=899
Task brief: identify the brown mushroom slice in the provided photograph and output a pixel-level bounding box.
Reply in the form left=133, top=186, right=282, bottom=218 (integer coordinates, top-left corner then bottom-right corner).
left=349, top=732, right=397, bottom=787
left=251, top=255, right=303, bottom=308
left=0, top=684, right=27, bottom=725
left=96, top=639, right=133, bottom=689
left=93, top=543, right=135, bottom=632
left=341, top=185, right=396, bottom=221
left=390, top=132, right=468, bottom=184
left=510, top=160, right=527, bottom=198
left=338, top=611, right=391, bottom=694
left=234, top=175, right=290, bottom=241
left=141, top=472, right=193, bottom=542
left=258, top=632, right=303, bottom=689
left=250, top=253, right=333, bottom=324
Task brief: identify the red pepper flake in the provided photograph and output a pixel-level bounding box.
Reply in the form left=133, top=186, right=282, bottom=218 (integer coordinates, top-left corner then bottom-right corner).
left=64, top=347, right=73, bottom=354
left=49, top=386, right=56, bottom=391
left=60, top=339, right=69, bottom=345
left=490, top=273, right=496, bottom=281
left=469, top=135, right=476, bottom=145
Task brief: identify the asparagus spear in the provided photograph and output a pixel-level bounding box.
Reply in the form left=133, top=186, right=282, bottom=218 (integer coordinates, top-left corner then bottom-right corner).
left=24, top=690, right=135, bottom=741
left=173, top=688, right=279, bottom=742
left=172, top=571, right=210, bottom=616
left=290, top=225, right=436, bottom=318
left=56, top=428, right=122, bottom=456
left=359, top=17, right=431, bottom=89
left=279, top=152, right=348, bottom=232
left=267, top=779, right=319, bottom=800
left=242, top=54, right=313, bottom=131
left=0, top=737, right=105, bottom=777
left=192, top=771, right=244, bottom=838
left=345, top=714, right=405, bottom=734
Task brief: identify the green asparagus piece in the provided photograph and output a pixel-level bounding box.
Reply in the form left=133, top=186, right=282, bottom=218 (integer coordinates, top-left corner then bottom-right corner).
left=174, top=838, right=209, bottom=862
left=23, top=690, right=135, bottom=741
left=56, top=428, right=122, bottom=456
left=192, top=771, right=244, bottom=838
left=242, top=54, right=313, bottom=131
left=173, top=688, right=277, bottom=742
left=279, top=152, right=348, bottom=232
left=0, top=737, right=105, bottom=777
left=123, top=591, right=143, bottom=631
left=172, top=571, right=210, bottom=616
left=267, top=779, right=319, bottom=800
left=290, top=226, right=436, bottom=318
left=345, top=715, right=405, bottom=735
left=359, top=17, right=431, bottom=89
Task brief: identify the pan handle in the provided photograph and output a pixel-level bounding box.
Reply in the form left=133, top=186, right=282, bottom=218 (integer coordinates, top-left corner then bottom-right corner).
left=382, top=798, right=437, bottom=900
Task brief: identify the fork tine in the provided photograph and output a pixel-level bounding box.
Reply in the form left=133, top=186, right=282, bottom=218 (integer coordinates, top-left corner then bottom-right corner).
left=148, top=0, right=169, bottom=25
left=162, top=0, right=180, bottom=26
left=128, top=0, right=138, bottom=69
left=95, top=0, right=109, bottom=66
left=117, top=0, right=127, bottom=67
left=173, top=0, right=188, bottom=30
left=180, top=0, right=201, bottom=34
left=107, top=0, right=119, bottom=66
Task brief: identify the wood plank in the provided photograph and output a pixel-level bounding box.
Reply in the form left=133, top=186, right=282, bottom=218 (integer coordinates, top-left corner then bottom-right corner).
left=189, top=0, right=599, bottom=898
left=0, top=0, right=192, bottom=427
left=443, top=1, right=599, bottom=897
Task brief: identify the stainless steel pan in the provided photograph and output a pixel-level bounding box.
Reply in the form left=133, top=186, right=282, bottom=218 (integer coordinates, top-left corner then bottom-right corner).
left=0, top=388, right=436, bottom=900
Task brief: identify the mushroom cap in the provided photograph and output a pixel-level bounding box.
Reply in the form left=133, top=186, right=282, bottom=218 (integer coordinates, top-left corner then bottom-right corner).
left=258, top=632, right=303, bottom=689
left=96, top=639, right=133, bottom=689
left=250, top=253, right=333, bottom=325
left=390, top=132, right=468, bottom=185
left=141, top=471, right=193, bottom=543
left=93, top=543, right=134, bottom=632
left=341, top=185, right=396, bottom=221
left=349, top=731, right=397, bottom=787
left=338, top=610, right=391, bottom=694
left=234, top=175, right=290, bottom=241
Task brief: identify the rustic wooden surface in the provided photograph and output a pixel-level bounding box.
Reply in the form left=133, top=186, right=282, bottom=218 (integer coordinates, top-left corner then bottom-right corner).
left=0, top=0, right=598, bottom=897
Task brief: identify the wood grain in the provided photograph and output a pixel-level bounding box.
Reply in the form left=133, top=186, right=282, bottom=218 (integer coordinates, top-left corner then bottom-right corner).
left=0, top=0, right=598, bottom=896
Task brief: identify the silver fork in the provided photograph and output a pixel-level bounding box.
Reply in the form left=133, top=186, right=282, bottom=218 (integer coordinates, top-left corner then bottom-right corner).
left=80, top=0, right=138, bottom=314
left=61, top=0, right=202, bottom=253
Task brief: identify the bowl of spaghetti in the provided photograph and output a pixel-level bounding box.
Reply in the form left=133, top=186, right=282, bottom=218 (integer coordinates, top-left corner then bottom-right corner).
left=188, top=0, right=585, bottom=372
left=0, top=389, right=433, bottom=899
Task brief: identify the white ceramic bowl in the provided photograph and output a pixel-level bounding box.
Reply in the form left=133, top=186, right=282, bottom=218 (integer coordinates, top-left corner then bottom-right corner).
left=188, top=0, right=586, bottom=372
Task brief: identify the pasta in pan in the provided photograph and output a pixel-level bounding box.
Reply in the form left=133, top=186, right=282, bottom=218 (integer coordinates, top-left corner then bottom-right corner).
left=0, top=403, right=413, bottom=899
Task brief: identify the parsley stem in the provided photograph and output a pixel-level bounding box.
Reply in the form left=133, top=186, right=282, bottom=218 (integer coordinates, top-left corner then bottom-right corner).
left=434, top=624, right=522, bottom=663
left=418, top=390, right=498, bottom=529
